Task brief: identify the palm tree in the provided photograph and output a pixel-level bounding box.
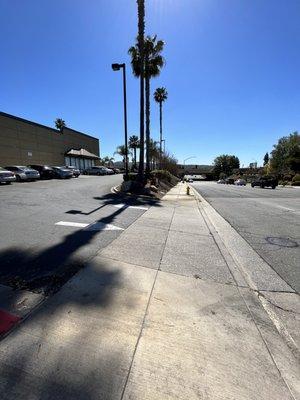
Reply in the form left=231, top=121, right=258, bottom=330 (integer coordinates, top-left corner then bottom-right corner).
left=154, top=87, right=168, bottom=167
left=136, top=0, right=145, bottom=179
left=102, top=156, right=114, bottom=166
left=129, top=135, right=140, bottom=169
left=114, top=145, right=132, bottom=168
left=144, top=36, right=165, bottom=175
left=129, top=36, right=165, bottom=175
left=54, top=118, right=66, bottom=131
left=148, top=139, right=160, bottom=170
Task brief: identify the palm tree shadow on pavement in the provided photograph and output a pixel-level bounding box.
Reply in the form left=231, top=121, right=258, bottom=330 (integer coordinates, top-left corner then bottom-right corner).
left=0, top=203, right=130, bottom=295
left=0, top=202, right=142, bottom=400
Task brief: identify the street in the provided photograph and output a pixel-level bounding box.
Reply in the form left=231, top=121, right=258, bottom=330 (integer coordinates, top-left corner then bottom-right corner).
left=0, top=175, right=154, bottom=294
left=192, top=181, right=300, bottom=293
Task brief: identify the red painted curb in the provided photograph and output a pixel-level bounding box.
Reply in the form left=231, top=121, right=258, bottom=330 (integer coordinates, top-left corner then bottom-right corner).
left=0, top=309, right=21, bottom=335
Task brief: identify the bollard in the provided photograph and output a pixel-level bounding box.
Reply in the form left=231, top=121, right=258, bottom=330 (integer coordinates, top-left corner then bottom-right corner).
left=186, top=186, right=190, bottom=195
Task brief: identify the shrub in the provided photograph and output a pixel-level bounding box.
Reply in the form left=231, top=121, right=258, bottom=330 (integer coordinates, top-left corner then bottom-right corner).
left=123, top=172, right=138, bottom=182
left=151, top=169, right=179, bottom=185
left=151, top=169, right=172, bottom=183
left=292, top=174, right=300, bottom=182
left=291, top=181, right=300, bottom=186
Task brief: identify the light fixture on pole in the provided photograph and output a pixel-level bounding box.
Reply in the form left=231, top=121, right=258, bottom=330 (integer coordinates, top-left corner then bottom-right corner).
left=183, top=156, right=196, bottom=166
left=111, top=63, right=128, bottom=178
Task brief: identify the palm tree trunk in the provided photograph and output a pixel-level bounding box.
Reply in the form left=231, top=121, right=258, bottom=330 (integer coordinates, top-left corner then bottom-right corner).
left=134, top=147, right=137, bottom=168
left=145, top=75, right=151, bottom=176
left=159, top=101, right=163, bottom=169
left=137, top=0, right=145, bottom=180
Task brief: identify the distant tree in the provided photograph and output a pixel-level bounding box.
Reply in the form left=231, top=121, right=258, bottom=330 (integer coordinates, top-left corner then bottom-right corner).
left=263, top=152, right=269, bottom=166
left=54, top=118, right=66, bottom=131
left=270, top=132, right=300, bottom=176
left=114, top=145, right=132, bottom=167
left=102, top=156, right=114, bottom=166
left=213, top=154, right=240, bottom=177
left=129, top=135, right=140, bottom=169
left=148, top=139, right=160, bottom=170
left=154, top=87, right=168, bottom=166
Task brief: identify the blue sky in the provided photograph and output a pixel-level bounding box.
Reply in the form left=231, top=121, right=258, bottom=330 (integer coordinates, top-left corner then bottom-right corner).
left=1, top=0, right=300, bottom=166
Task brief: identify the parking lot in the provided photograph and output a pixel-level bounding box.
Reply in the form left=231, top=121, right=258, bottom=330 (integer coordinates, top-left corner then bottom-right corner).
left=192, top=181, right=300, bottom=293
left=0, top=174, right=153, bottom=294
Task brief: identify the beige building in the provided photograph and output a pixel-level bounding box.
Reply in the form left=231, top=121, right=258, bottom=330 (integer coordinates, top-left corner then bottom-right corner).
left=0, top=112, right=100, bottom=170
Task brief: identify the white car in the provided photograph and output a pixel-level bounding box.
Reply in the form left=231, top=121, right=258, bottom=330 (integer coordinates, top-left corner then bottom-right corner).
left=104, top=168, right=114, bottom=175
left=234, top=179, right=246, bottom=186
left=0, top=167, right=16, bottom=184
left=5, top=166, right=40, bottom=181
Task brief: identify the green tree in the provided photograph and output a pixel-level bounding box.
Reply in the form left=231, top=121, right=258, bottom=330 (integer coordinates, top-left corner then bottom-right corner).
left=263, top=152, right=269, bottom=166
left=270, top=132, right=300, bottom=176
left=129, top=135, right=140, bottom=169
left=154, top=87, right=168, bottom=167
left=148, top=139, right=160, bottom=170
left=114, top=145, right=132, bottom=167
left=213, top=154, right=240, bottom=178
left=54, top=118, right=66, bottom=131
left=102, top=156, right=114, bottom=166
left=129, top=35, right=165, bottom=176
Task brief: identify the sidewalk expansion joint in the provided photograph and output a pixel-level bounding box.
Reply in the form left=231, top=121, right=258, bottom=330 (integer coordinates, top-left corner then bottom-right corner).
left=120, top=188, right=180, bottom=400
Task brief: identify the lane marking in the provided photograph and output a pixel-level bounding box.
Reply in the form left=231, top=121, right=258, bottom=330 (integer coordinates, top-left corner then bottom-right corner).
left=112, top=203, right=148, bottom=211
left=55, top=221, right=88, bottom=228
left=55, top=221, right=124, bottom=231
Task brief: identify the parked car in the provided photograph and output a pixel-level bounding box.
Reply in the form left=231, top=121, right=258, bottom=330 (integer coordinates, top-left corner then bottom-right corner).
left=64, top=165, right=80, bottom=177
left=225, top=178, right=235, bottom=184
left=110, top=168, right=120, bottom=174
left=83, top=166, right=108, bottom=176
left=28, top=165, right=55, bottom=179
left=217, top=179, right=226, bottom=184
left=103, top=167, right=114, bottom=175
left=234, top=179, right=246, bottom=186
left=5, top=166, right=40, bottom=181
left=52, top=166, right=73, bottom=179
left=0, top=167, right=16, bottom=184
left=251, top=176, right=278, bottom=189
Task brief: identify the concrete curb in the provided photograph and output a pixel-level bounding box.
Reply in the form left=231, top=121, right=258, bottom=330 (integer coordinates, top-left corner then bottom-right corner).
left=191, top=186, right=293, bottom=292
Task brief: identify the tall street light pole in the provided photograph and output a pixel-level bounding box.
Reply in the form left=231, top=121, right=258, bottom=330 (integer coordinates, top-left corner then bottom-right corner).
left=183, top=156, right=196, bottom=166
left=161, top=139, right=166, bottom=154
left=112, top=63, right=128, bottom=178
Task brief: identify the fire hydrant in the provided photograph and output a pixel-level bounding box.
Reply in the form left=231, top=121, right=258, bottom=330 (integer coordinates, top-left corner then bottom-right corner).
left=186, top=186, right=190, bottom=195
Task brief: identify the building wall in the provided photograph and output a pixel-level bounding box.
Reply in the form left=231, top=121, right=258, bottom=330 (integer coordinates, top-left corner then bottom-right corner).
left=0, top=112, right=100, bottom=166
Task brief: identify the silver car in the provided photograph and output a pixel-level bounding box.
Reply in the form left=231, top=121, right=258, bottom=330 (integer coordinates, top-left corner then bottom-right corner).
left=0, top=167, right=16, bottom=184
left=5, top=166, right=40, bottom=181
left=52, top=166, right=73, bottom=179
left=83, top=166, right=107, bottom=176
left=65, top=165, right=80, bottom=177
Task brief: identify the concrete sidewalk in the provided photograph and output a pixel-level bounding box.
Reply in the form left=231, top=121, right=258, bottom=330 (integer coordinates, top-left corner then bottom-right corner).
left=0, top=183, right=299, bottom=399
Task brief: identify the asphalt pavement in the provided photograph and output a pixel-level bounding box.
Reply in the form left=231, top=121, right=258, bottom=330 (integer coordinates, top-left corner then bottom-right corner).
left=0, top=175, right=156, bottom=294
left=192, top=181, right=300, bottom=293
left=0, top=183, right=298, bottom=400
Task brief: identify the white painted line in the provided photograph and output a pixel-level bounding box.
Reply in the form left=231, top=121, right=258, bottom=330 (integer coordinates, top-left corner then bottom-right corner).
left=55, top=221, right=89, bottom=228
left=55, top=221, right=124, bottom=231
left=85, top=222, right=124, bottom=231
left=112, top=203, right=148, bottom=211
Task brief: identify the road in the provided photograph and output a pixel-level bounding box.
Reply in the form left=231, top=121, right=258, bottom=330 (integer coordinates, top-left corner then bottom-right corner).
left=192, top=182, right=300, bottom=293
left=0, top=175, right=154, bottom=294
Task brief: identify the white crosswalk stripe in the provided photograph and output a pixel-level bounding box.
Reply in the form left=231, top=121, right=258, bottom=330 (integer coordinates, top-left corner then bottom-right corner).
left=55, top=221, right=124, bottom=231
